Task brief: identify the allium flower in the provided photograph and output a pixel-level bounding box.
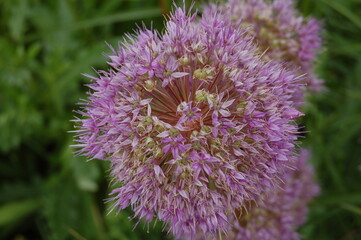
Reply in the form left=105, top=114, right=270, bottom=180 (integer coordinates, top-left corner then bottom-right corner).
left=190, top=149, right=319, bottom=240
left=205, top=0, right=324, bottom=104
left=230, top=149, right=319, bottom=240
left=73, top=5, right=303, bottom=238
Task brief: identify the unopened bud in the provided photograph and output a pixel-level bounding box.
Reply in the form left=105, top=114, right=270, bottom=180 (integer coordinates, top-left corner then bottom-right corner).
left=143, top=116, right=153, bottom=126
left=154, top=147, right=164, bottom=158
left=134, top=149, right=142, bottom=156
left=193, top=69, right=207, bottom=80
left=195, top=89, right=208, bottom=102
left=144, top=80, right=156, bottom=92
left=179, top=55, right=190, bottom=66
left=170, top=128, right=179, bottom=136
left=191, top=130, right=199, bottom=138
left=192, top=141, right=201, bottom=150
left=146, top=137, right=155, bottom=148
left=201, top=125, right=211, bottom=134
left=155, top=124, right=166, bottom=132
left=259, top=27, right=268, bottom=38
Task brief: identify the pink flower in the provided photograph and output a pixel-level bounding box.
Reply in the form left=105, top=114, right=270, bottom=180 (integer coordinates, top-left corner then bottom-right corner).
left=189, top=149, right=319, bottom=240
left=73, top=5, right=302, bottom=238
left=205, top=0, right=324, bottom=105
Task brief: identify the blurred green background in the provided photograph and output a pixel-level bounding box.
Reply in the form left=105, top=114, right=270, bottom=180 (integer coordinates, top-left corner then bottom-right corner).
left=0, top=0, right=360, bottom=239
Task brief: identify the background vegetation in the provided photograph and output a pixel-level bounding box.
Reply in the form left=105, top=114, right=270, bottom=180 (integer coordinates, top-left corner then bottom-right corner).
left=0, top=0, right=360, bottom=239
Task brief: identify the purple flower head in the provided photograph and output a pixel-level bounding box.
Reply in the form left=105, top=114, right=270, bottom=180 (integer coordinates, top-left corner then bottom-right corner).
left=73, top=5, right=303, bottom=238
left=230, top=148, right=319, bottom=240
left=189, top=148, right=319, bottom=240
left=205, top=0, right=324, bottom=104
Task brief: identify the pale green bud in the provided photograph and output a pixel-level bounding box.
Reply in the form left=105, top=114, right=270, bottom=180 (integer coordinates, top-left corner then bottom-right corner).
left=143, top=116, right=153, bottom=126
left=155, top=124, right=166, bottom=132
left=154, top=147, right=164, bottom=158
left=201, top=125, right=211, bottom=134
left=170, top=128, right=179, bottom=136
left=144, top=80, right=156, bottom=92
left=179, top=55, right=190, bottom=66
left=191, top=130, right=199, bottom=138
left=145, top=137, right=155, bottom=148
left=193, top=69, right=207, bottom=80
left=195, top=89, right=208, bottom=102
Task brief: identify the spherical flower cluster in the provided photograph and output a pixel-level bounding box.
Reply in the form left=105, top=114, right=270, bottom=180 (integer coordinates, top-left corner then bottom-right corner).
left=190, top=149, right=319, bottom=240
left=205, top=0, right=324, bottom=104
left=228, top=149, right=319, bottom=240
left=74, top=6, right=303, bottom=238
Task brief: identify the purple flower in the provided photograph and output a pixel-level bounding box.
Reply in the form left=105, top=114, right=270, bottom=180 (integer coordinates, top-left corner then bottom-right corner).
left=205, top=0, right=324, bottom=104
left=189, top=149, right=319, bottom=240
left=73, top=5, right=303, bottom=238
left=190, top=151, right=220, bottom=178
left=158, top=56, right=189, bottom=87
left=232, top=149, right=319, bottom=240
left=176, top=101, right=202, bottom=130
left=162, top=135, right=189, bottom=160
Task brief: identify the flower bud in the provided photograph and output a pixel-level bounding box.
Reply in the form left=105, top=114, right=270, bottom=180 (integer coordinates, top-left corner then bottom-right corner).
left=195, top=89, right=208, bottom=102
left=179, top=55, right=190, bottom=66
left=145, top=137, right=155, bottom=148
left=144, top=80, right=156, bottom=92
left=193, top=69, right=207, bottom=80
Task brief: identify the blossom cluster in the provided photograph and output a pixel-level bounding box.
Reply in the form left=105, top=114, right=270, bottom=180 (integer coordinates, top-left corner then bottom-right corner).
left=191, top=149, right=319, bottom=240
left=205, top=0, right=323, bottom=104
left=73, top=0, right=321, bottom=239
left=230, top=149, right=319, bottom=240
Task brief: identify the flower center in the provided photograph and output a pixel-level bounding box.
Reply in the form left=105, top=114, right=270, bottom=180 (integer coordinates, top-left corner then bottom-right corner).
left=183, top=117, right=202, bottom=132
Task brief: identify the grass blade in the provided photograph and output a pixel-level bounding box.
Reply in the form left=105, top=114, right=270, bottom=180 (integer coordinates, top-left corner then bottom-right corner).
left=69, top=8, right=162, bottom=31
left=0, top=199, right=39, bottom=226
left=321, top=0, right=361, bottom=30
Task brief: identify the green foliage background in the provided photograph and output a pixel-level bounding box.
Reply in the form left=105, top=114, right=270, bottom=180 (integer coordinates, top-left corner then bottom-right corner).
left=0, top=0, right=360, bottom=239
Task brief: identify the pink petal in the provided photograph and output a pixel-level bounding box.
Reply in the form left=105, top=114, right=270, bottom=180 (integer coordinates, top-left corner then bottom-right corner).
left=172, top=72, right=189, bottom=78
left=178, top=190, right=189, bottom=200
left=219, top=109, right=231, bottom=117
left=157, top=131, right=169, bottom=138
left=222, top=99, right=235, bottom=108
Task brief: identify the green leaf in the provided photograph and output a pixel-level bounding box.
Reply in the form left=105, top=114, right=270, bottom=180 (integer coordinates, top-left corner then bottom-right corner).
left=321, top=0, right=361, bottom=30
left=341, top=204, right=361, bottom=216
left=8, top=0, right=29, bottom=42
left=0, top=199, right=39, bottom=226
left=68, top=8, right=162, bottom=31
